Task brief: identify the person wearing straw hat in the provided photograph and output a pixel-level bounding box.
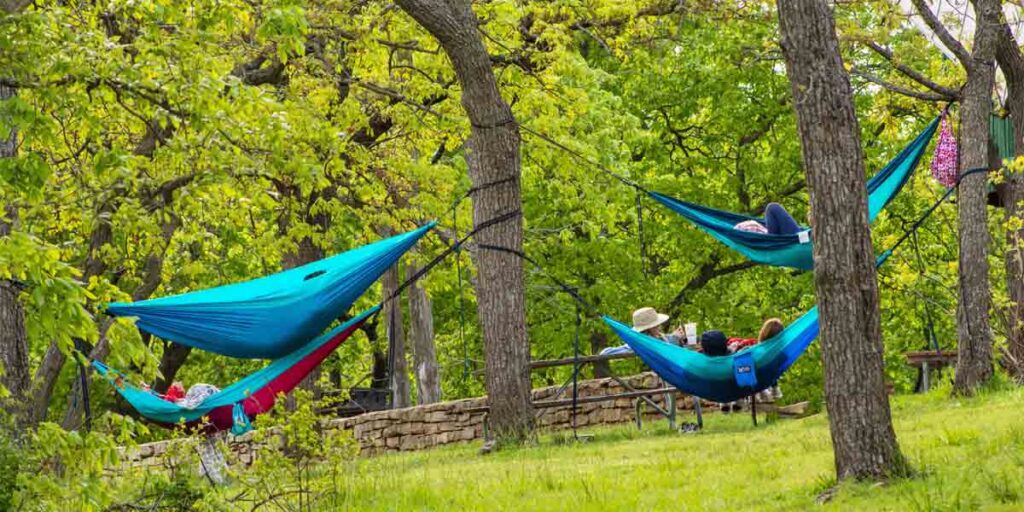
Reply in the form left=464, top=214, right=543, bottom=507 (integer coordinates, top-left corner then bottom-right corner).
left=631, top=307, right=684, bottom=345
left=598, top=306, right=684, bottom=355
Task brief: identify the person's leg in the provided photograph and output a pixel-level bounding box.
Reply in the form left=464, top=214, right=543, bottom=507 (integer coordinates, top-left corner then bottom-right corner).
left=764, top=203, right=801, bottom=235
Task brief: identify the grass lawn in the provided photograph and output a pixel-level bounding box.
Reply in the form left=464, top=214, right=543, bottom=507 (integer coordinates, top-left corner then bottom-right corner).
left=334, top=385, right=1024, bottom=511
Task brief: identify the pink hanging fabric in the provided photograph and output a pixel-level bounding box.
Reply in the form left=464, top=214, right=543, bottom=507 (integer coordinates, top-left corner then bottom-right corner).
left=931, top=115, right=958, bottom=188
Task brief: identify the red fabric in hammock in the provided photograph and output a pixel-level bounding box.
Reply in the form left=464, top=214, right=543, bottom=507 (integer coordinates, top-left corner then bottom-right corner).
left=173, top=315, right=369, bottom=433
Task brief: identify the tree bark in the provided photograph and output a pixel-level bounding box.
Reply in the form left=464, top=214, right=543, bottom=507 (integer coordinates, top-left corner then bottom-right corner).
left=0, top=281, right=28, bottom=415
left=152, top=342, right=193, bottom=393
left=777, top=0, right=905, bottom=480
left=995, top=19, right=1024, bottom=381
left=589, top=331, right=611, bottom=378
left=397, top=0, right=534, bottom=442
left=953, top=0, right=1000, bottom=394
left=408, top=263, right=441, bottom=404
left=382, top=264, right=411, bottom=408
left=0, top=82, right=29, bottom=419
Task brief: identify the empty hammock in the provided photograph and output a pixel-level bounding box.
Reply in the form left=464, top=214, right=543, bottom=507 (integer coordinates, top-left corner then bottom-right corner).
left=649, top=117, right=939, bottom=270
left=93, top=306, right=378, bottom=435
left=105, top=224, right=433, bottom=359
left=603, top=306, right=819, bottom=403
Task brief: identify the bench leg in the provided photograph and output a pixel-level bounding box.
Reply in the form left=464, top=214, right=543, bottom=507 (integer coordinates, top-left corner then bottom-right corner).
left=922, top=361, right=930, bottom=393
left=667, top=392, right=676, bottom=430
left=694, top=397, right=703, bottom=430
left=635, top=398, right=644, bottom=430
left=751, top=396, right=758, bottom=427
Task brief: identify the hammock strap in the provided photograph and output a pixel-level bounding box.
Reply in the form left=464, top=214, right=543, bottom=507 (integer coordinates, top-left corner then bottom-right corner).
left=911, top=230, right=941, bottom=352
left=385, top=209, right=521, bottom=304
left=73, top=338, right=93, bottom=432
left=519, top=125, right=648, bottom=192
left=877, top=167, right=989, bottom=264
left=637, top=190, right=647, bottom=277
left=475, top=244, right=596, bottom=315
left=453, top=208, right=470, bottom=381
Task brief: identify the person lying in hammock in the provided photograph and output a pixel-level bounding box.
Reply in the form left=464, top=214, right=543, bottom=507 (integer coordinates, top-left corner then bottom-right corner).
left=600, top=307, right=687, bottom=355
left=145, top=381, right=221, bottom=410
left=733, top=202, right=803, bottom=235
left=700, top=318, right=785, bottom=412
left=630, top=307, right=685, bottom=344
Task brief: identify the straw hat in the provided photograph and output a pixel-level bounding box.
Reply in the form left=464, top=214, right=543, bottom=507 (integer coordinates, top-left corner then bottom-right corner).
left=632, top=307, right=669, bottom=332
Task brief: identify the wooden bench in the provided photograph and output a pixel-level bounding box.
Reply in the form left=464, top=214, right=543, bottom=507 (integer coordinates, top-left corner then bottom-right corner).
left=904, top=350, right=958, bottom=392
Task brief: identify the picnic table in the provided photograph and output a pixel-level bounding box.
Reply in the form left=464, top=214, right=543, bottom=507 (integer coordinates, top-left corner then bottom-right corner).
left=905, top=350, right=958, bottom=392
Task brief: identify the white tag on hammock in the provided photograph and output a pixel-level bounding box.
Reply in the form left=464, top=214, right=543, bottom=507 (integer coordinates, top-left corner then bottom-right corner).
left=797, top=230, right=811, bottom=244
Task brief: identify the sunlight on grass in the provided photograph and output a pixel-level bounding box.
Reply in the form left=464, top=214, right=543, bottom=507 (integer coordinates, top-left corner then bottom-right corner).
left=331, top=386, right=1023, bottom=511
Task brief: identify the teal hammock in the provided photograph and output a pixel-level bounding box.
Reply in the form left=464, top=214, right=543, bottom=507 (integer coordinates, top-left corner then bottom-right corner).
left=649, top=117, right=939, bottom=270
left=105, top=224, right=434, bottom=359
left=94, top=307, right=379, bottom=435
left=605, top=307, right=818, bottom=403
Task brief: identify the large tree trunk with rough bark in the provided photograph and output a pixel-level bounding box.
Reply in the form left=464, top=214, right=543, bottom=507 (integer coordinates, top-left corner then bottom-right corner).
left=0, top=281, right=28, bottom=415
left=995, top=20, right=1024, bottom=381
left=396, top=0, right=533, bottom=442
left=777, top=0, right=905, bottom=480
left=408, top=263, right=441, bottom=404
left=589, top=331, right=611, bottom=379
left=382, top=264, right=411, bottom=408
left=0, top=81, right=29, bottom=418
left=953, top=0, right=1000, bottom=394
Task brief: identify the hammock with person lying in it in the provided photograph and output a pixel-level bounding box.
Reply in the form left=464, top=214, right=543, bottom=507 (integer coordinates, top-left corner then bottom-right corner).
left=105, top=224, right=434, bottom=359
left=603, top=306, right=819, bottom=404
left=93, top=307, right=378, bottom=435
left=648, top=117, right=939, bottom=270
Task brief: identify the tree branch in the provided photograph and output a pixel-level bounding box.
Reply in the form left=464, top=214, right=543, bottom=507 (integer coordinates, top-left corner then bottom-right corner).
left=995, top=19, right=1024, bottom=85
left=866, top=41, right=961, bottom=98
left=909, top=0, right=973, bottom=69
left=850, top=67, right=953, bottom=102
left=668, top=258, right=757, bottom=309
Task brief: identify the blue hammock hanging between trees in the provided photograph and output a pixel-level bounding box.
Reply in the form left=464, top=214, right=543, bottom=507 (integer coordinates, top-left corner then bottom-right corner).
left=603, top=165, right=990, bottom=405
left=104, top=224, right=435, bottom=359
left=605, top=306, right=820, bottom=403
left=93, top=224, right=437, bottom=433
left=648, top=117, right=940, bottom=270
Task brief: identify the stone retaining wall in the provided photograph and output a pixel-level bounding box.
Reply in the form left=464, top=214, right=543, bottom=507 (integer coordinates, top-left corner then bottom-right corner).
left=124, top=371, right=703, bottom=467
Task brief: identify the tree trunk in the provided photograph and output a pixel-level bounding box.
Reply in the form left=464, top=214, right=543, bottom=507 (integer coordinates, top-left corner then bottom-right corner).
left=152, top=342, right=193, bottom=393
left=382, top=264, right=411, bottom=408
left=777, top=0, right=905, bottom=480
left=60, top=336, right=109, bottom=431
left=0, top=82, right=29, bottom=419
left=408, top=263, right=441, bottom=404
left=953, top=0, right=1000, bottom=394
left=589, top=331, right=611, bottom=379
left=0, top=281, right=28, bottom=416
left=396, top=0, right=534, bottom=442
left=995, top=20, right=1024, bottom=381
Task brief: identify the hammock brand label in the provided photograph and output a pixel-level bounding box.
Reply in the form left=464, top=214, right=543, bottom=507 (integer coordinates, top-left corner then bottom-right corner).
left=733, top=353, right=758, bottom=388
left=797, top=230, right=811, bottom=244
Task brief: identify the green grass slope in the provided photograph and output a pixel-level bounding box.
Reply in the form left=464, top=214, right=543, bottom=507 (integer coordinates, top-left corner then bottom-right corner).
left=336, top=386, right=1023, bottom=511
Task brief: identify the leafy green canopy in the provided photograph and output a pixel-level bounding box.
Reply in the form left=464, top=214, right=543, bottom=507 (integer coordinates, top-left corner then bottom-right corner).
left=0, top=0, right=979, bottom=426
